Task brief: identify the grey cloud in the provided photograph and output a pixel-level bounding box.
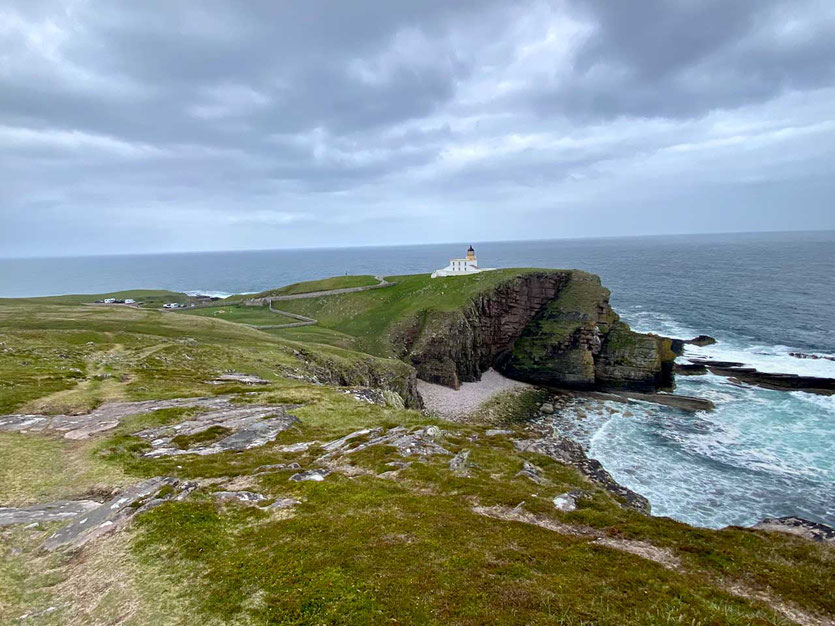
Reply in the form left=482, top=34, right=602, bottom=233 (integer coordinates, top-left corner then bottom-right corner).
left=532, top=0, right=835, bottom=119
left=0, top=0, right=833, bottom=257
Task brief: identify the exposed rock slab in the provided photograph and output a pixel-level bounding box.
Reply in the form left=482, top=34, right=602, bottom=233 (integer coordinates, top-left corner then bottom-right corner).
left=0, top=395, right=283, bottom=440
left=553, top=490, right=589, bottom=512
left=514, top=436, right=650, bottom=513
left=43, top=477, right=194, bottom=551
left=289, top=469, right=331, bottom=482
left=0, top=500, right=100, bottom=527
left=213, top=491, right=268, bottom=504
left=136, top=404, right=299, bottom=457
left=207, top=373, right=270, bottom=385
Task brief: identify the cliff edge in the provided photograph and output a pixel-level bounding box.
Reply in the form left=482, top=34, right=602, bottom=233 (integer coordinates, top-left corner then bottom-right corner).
left=397, top=270, right=676, bottom=392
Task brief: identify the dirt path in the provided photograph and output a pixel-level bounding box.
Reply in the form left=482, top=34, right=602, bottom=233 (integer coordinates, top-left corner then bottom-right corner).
left=247, top=275, right=392, bottom=330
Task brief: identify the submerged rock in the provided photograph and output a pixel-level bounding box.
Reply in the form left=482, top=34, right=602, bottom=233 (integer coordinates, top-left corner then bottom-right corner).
left=674, top=362, right=708, bottom=375
left=690, top=360, right=835, bottom=395
left=687, top=335, right=717, bottom=347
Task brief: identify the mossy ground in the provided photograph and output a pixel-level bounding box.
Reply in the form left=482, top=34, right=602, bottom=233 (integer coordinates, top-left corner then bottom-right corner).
left=0, top=280, right=833, bottom=625
left=250, top=274, right=380, bottom=298
left=182, top=303, right=298, bottom=326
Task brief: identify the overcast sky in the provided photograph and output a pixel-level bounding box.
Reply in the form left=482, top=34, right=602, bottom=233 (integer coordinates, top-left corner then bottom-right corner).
left=2, top=0, right=834, bottom=257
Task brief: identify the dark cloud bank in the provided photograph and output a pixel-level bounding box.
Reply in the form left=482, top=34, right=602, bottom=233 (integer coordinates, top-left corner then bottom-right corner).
left=1, top=0, right=834, bottom=256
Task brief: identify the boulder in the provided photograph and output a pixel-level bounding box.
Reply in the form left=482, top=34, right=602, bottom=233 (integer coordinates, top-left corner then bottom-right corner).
left=516, top=460, right=548, bottom=485
left=553, top=490, right=589, bottom=512
left=687, top=335, right=717, bottom=347
left=449, top=449, right=472, bottom=477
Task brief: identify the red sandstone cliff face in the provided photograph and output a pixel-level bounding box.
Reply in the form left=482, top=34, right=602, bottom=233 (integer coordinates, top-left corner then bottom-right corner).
left=396, top=272, right=569, bottom=388
left=395, top=271, right=675, bottom=393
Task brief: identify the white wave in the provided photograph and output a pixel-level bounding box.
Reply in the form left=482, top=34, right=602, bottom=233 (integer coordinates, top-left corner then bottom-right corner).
left=184, top=290, right=236, bottom=299
left=685, top=342, right=835, bottom=378
left=621, top=308, right=835, bottom=378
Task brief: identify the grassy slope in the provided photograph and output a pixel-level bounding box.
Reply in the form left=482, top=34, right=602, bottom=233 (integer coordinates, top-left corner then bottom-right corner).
left=0, top=289, right=196, bottom=308
left=271, top=269, right=548, bottom=355
left=245, top=274, right=380, bottom=299
left=181, top=303, right=298, bottom=326
left=0, top=289, right=833, bottom=624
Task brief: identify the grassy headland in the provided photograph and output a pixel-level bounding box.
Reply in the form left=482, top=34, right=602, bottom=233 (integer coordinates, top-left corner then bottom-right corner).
left=0, top=273, right=832, bottom=625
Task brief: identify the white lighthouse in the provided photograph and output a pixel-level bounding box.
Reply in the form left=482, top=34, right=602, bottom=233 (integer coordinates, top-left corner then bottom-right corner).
left=431, top=245, right=494, bottom=278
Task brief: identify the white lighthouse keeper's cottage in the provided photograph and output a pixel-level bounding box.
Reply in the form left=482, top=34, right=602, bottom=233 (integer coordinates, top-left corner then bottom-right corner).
left=431, top=246, right=495, bottom=278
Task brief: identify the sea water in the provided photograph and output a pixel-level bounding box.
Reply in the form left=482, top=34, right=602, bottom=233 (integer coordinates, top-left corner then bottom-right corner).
left=1, top=231, right=833, bottom=528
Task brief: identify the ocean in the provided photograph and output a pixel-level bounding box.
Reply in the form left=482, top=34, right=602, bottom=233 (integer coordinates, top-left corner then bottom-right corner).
left=1, top=230, right=833, bottom=529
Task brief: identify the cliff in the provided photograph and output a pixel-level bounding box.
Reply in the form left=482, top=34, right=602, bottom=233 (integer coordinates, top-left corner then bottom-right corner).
left=398, top=270, right=676, bottom=392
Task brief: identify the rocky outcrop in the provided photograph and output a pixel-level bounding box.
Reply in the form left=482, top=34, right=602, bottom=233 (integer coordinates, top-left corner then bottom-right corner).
left=752, top=517, right=835, bottom=543
left=400, top=270, right=676, bottom=393
left=293, top=347, right=423, bottom=408
left=689, top=359, right=835, bottom=395
left=514, top=436, right=650, bottom=513
left=594, top=322, right=677, bottom=392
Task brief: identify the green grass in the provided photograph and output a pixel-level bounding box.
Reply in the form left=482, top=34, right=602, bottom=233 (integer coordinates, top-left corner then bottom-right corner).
left=181, top=303, right=298, bottom=326
left=0, top=432, right=129, bottom=506
left=264, top=325, right=361, bottom=351
left=247, top=275, right=380, bottom=298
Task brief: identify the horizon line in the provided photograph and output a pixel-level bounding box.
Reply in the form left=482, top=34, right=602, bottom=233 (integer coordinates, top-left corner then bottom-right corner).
left=1, top=227, right=832, bottom=262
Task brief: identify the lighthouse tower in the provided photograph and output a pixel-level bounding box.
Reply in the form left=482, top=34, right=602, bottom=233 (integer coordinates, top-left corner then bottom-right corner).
left=431, top=245, right=494, bottom=278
